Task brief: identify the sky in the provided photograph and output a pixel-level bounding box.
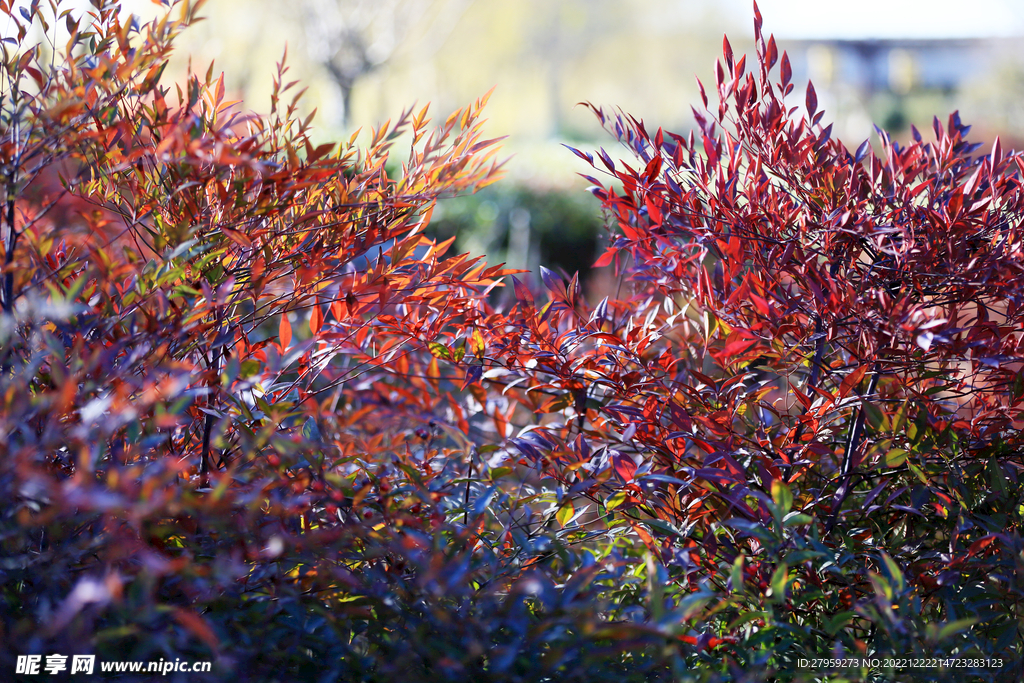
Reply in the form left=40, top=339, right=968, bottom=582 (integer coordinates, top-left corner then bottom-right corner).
left=9, top=1, right=1024, bottom=44
left=748, top=0, right=1024, bottom=39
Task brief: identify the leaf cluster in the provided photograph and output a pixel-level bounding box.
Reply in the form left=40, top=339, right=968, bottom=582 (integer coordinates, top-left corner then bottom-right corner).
left=2, top=2, right=1022, bottom=682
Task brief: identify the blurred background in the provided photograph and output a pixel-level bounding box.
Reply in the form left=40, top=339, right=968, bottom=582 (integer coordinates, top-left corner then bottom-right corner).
left=124, top=0, right=1024, bottom=290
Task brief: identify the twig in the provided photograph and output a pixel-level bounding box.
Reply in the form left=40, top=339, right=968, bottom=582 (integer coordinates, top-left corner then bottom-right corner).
left=824, top=368, right=880, bottom=536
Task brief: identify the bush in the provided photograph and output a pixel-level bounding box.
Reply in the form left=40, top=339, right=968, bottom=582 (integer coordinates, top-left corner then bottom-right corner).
left=2, top=1, right=1021, bottom=682
left=556, top=6, right=1024, bottom=678
left=429, top=184, right=603, bottom=284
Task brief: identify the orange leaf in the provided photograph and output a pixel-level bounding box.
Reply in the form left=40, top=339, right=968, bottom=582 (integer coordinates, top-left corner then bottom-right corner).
left=330, top=299, right=345, bottom=320
left=279, top=314, right=292, bottom=349
left=173, top=608, right=219, bottom=652
left=838, top=366, right=867, bottom=399
left=629, top=520, right=656, bottom=551
left=310, top=300, right=323, bottom=335
left=966, top=535, right=997, bottom=557
left=593, top=247, right=616, bottom=268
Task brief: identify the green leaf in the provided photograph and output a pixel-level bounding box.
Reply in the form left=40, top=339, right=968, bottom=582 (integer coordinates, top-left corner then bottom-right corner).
left=451, top=338, right=466, bottom=362
left=675, top=590, right=712, bottom=621
left=937, top=617, right=977, bottom=641
left=646, top=553, right=666, bottom=621
left=489, top=466, right=512, bottom=480
left=880, top=552, right=904, bottom=594
left=768, top=563, right=789, bottom=603
left=771, top=479, right=793, bottom=515
left=988, top=456, right=1008, bottom=496
left=908, top=462, right=930, bottom=485
left=869, top=572, right=892, bottom=602
left=783, top=512, right=813, bottom=526
left=726, top=610, right=769, bottom=631
left=703, top=310, right=718, bottom=340
left=302, top=418, right=323, bottom=443
left=240, top=359, right=261, bottom=378
left=862, top=400, right=887, bottom=431
left=427, top=341, right=450, bottom=360
left=891, top=400, right=910, bottom=432
left=825, top=611, right=855, bottom=636
left=783, top=549, right=826, bottom=564
left=641, top=518, right=688, bottom=539
left=730, top=554, right=745, bottom=594
left=885, top=448, right=907, bottom=468
left=62, top=273, right=88, bottom=302
left=222, top=355, right=240, bottom=386
left=1013, top=370, right=1024, bottom=400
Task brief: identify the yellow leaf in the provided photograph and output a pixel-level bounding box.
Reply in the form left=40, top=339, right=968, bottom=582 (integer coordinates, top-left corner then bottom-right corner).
left=470, top=328, right=486, bottom=356
left=556, top=500, right=575, bottom=527
left=605, top=491, right=628, bottom=511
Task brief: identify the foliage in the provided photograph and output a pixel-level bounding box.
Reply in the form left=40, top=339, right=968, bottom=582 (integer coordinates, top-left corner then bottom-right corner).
left=1, top=1, right=1022, bottom=682
left=429, top=183, right=602, bottom=285
left=555, top=3, right=1024, bottom=678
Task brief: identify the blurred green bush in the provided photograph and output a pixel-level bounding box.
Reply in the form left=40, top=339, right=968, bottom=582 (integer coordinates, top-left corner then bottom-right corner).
left=429, top=184, right=602, bottom=283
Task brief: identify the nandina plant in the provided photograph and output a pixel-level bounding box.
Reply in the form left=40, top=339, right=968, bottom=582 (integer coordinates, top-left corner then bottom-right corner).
left=509, top=2, right=1023, bottom=677
left=2, top=0, right=1021, bottom=681
left=0, top=0, right=538, bottom=678
left=1, top=3, right=684, bottom=681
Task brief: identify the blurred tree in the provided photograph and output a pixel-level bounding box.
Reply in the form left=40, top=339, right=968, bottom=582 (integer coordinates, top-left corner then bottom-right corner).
left=299, top=0, right=475, bottom=127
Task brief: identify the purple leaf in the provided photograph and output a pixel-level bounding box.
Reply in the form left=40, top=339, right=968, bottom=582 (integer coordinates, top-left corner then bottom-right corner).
left=539, top=265, right=563, bottom=293
left=855, top=139, right=871, bottom=163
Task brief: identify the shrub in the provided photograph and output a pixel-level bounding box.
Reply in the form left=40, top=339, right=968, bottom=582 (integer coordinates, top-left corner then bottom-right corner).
left=429, top=184, right=603, bottom=284
left=2, top=1, right=1021, bottom=682
left=553, top=4, right=1024, bottom=679
left=0, top=0, right=512, bottom=679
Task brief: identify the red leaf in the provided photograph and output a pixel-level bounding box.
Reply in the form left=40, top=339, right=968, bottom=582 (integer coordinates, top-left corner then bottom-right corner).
left=631, top=520, right=656, bottom=551
left=279, top=314, right=292, bottom=349
left=512, top=276, right=534, bottom=305
left=222, top=227, right=252, bottom=249
left=173, top=608, right=220, bottom=652
left=838, top=366, right=867, bottom=399
left=644, top=154, right=662, bottom=182
left=593, top=247, right=617, bottom=268
left=780, top=51, right=792, bottom=87
left=645, top=195, right=663, bottom=224
left=948, top=189, right=963, bottom=219
left=613, top=453, right=637, bottom=482
left=805, top=81, right=817, bottom=118
left=330, top=299, right=345, bottom=320
left=966, top=535, right=997, bottom=557
left=309, top=299, right=323, bottom=335
left=719, top=337, right=756, bottom=359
